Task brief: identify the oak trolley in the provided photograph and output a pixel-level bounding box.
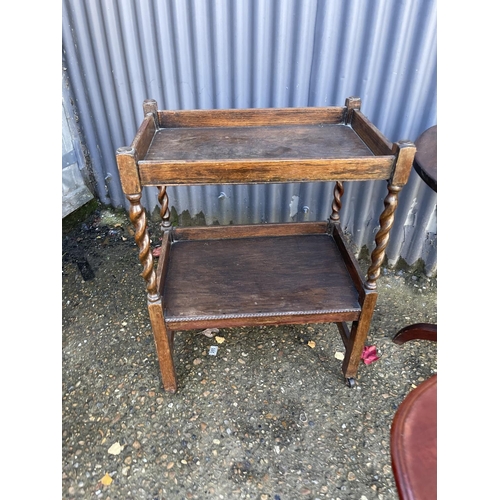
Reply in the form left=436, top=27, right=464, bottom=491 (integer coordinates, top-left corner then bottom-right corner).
left=116, top=97, right=415, bottom=393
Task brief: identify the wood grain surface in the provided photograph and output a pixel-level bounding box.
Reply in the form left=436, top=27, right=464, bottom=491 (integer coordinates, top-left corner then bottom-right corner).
left=162, top=233, right=361, bottom=322
left=144, top=123, right=372, bottom=161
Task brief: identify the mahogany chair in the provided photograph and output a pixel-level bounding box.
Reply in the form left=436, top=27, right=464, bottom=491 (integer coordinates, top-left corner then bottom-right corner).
left=391, top=325, right=437, bottom=499
left=393, top=323, right=437, bottom=345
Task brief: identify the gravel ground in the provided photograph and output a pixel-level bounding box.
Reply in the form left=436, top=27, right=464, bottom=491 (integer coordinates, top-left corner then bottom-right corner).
left=62, top=203, right=437, bottom=500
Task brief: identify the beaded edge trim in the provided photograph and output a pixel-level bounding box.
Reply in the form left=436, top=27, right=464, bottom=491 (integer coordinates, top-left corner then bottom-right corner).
left=164, top=308, right=360, bottom=323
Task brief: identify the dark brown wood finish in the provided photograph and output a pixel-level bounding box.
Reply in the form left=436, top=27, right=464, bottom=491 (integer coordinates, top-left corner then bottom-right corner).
left=138, top=117, right=397, bottom=186
left=342, top=290, right=378, bottom=379
left=139, top=156, right=395, bottom=186
left=366, top=184, right=402, bottom=290
left=116, top=146, right=141, bottom=194
left=143, top=99, right=159, bottom=129
left=148, top=300, right=178, bottom=393
left=328, top=222, right=365, bottom=294
left=365, top=141, right=416, bottom=290
left=390, top=127, right=437, bottom=390
left=393, top=323, right=437, bottom=344
left=351, top=110, right=393, bottom=156
left=158, top=106, right=345, bottom=128
left=155, top=228, right=172, bottom=298
left=163, top=233, right=361, bottom=322
left=115, top=98, right=416, bottom=392
left=336, top=321, right=351, bottom=347
left=145, top=123, right=372, bottom=161
left=131, top=113, right=157, bottom=161
left=157, top=185, right=172, bottom=232
left=164, top=311, right=361, bottom=333
left=173, top=221, right=327, bottom=241
left=413, top=125, right=437, bottom=192
left=390, top=141, right=417, bottom=187
left=343, top=96, right=361, bottom=125
left=127, top=193, right=158, bottom=302
left=329, top=181, right=344, bottom=222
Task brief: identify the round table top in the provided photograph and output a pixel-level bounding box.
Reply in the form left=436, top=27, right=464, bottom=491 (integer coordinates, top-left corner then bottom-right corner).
left=414, top=125, right=437, bottom=192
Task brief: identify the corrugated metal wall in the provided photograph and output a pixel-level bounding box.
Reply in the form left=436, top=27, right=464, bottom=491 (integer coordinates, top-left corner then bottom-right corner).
left=62, top=0, right=437, bottom=275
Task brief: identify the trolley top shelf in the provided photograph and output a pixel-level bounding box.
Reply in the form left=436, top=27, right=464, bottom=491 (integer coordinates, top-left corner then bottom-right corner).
left=128, top=105, right=399, bottom=186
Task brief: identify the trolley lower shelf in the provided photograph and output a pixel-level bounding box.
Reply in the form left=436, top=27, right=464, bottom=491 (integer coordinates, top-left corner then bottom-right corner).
left=160, top=222, right=363, bottom=331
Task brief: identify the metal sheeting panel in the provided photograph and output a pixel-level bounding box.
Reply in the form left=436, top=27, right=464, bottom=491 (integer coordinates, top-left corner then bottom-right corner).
left=62, top=0, right=437, bottom=275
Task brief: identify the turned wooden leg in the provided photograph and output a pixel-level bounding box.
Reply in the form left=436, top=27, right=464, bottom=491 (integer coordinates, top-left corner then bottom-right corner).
left=329, top=181, right=344, bottom=223
left=116, top=147, right=175, bottom=391
left=393, top=323, right=437, bottom=344
left=127, top=193, right=159, bottom=301
left=148, top=300, right=178, bottom=393
left=157, top=185, right=172, bottom=233
left=366, top=183, right=402, bottom=290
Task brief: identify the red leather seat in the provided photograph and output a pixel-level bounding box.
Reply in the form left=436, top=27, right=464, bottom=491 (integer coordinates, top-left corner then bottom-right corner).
left=390, top=374, right=437, bottom=500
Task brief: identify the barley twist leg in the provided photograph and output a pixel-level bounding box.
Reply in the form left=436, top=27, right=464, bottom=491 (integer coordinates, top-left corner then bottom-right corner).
left=157, top=185, right=172, bottom=232
left=127, top=193, right=159, bottom=301
left=366, top=184, right=401, bottom=290
left=330, top=181, right=344, bottom=223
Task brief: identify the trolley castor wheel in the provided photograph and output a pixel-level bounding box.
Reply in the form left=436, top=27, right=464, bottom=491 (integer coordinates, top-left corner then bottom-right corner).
left=345, top=377, right=355, bottom=388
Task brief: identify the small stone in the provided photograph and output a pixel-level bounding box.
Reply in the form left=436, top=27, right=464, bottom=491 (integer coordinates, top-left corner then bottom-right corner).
left=107, top=442, right=123, bottom=455
left=121, top=466, right=130, bottom=476
left=238, top=359, right=245, bottom=364
left=300, top=487, right=311, bottom=495
left=166, top=462, right=175, bottom=470
left=132, top=440, right=141, bottom=450
left=213, top=439, right=220, bottom=445
left=348, top=471, right=356, bottom=481
left=193, top=358, right=202, bottom=365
